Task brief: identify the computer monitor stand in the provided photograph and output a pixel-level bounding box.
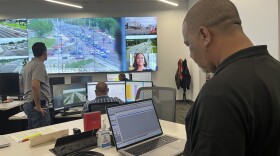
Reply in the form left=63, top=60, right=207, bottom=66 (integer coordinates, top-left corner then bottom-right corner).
left=0, top=95, right=7, bottom=102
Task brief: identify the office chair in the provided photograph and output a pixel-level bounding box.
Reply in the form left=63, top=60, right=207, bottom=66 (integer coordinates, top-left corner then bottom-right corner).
left=135, top=87, right=177, bottom=122
left=88, top=102, right=119, bottom=114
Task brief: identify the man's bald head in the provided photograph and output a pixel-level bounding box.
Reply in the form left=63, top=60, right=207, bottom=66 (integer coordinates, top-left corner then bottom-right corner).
left=95, top=82, right=109, bottom=96
left=184, top=0, right=242, bottom=33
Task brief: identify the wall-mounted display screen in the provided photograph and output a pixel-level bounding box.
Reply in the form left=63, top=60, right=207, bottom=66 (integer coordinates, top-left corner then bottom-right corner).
left=0, top=17, right=157, bottom=73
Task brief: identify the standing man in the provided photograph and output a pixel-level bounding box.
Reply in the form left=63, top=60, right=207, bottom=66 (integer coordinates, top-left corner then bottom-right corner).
left=182, top=0, right=280, bottom=156
left=22, top=42, right=51, bottom=129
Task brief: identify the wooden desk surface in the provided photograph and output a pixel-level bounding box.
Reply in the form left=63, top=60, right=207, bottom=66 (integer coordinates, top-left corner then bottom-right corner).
left=1, top=115, right=186, bottom=156
left=0, top=101, right=24, bottom=111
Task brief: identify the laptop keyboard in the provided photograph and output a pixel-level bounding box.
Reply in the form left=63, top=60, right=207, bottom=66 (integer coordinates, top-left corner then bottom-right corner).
left=124, top=135, right=178, bottom=155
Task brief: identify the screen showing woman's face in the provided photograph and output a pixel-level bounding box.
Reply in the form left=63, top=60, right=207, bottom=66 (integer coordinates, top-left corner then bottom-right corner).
left=136, top=54, right=145, bottom=66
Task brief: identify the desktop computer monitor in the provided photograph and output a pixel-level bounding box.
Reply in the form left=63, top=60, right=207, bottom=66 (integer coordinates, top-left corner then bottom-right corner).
left=0, top=73, right=20, bottom=100
left=87, top=81, right=126, bottom=102
left=125, top=81, right=153, bottom=102
left=49, top=77, right=65, bottom=95
left=52, top=83, right=87, bottom=111
left=106, top=73, right=130, bottom=81
left=131, top=72, right=152, bottom=81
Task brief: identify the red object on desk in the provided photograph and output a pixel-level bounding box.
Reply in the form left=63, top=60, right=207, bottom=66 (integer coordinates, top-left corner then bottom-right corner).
left=83, top=111, right=101, bottom=131
left=20, top=138, right=29, bottom=143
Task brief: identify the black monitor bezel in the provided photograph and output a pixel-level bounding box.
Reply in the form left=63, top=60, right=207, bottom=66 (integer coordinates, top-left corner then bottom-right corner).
left=0, top=72, right=20, bottom=97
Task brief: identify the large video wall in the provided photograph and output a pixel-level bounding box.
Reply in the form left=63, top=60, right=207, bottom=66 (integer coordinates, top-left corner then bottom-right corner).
left=0, top=17, right=157, bottom=73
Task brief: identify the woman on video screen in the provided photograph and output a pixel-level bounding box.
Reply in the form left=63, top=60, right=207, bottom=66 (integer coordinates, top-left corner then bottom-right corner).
left=131, top=53, right=152, bottom=71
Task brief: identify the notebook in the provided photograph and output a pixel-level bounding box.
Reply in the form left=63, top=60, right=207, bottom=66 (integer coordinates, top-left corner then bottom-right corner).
left=0, top=135, right=10, bottom=148
left=106, top=99, right=186, bottom=156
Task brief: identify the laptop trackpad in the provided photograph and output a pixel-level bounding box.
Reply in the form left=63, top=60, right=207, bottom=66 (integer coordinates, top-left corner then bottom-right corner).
left=167, top=139, right=186, bottom=150
left=142, top=146, right=181, bottom=156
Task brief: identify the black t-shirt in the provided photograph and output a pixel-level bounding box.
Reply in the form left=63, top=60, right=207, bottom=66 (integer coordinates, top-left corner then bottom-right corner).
left=120, top=78, right=129, bottom=81
left=184, top=45, right=280, bottom=156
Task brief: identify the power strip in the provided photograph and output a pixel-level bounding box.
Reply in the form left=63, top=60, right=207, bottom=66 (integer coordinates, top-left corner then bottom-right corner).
left=50, top=130, right=98, bottom=156
left=54, top=137, right=96, bottom=155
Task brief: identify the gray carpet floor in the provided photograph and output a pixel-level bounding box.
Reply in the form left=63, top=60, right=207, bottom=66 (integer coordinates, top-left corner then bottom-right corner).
left=175, top=101, right=193, bottom=124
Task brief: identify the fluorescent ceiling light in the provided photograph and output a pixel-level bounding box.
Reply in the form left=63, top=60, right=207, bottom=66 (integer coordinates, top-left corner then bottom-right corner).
left=158, top=0, right=178, bottom=6
left=45, top=0, right=83, bottom=9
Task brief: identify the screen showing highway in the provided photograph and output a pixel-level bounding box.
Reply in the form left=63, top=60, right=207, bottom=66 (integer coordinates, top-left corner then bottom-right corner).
left=52, top=83, right=87, bottom=111
left=0, top=17, right=157, bottom=73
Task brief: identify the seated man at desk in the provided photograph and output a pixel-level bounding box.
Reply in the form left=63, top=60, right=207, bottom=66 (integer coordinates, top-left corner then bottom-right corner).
left=82, top=82, right=124, bottom=116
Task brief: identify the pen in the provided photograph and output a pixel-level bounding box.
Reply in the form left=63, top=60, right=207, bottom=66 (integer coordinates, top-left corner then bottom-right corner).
left=20, top=133, right=42, bottom=143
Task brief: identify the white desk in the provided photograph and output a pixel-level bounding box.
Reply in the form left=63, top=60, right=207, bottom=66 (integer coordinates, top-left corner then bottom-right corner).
left=1, top=115, right=186, bottom=156
left=0, top=101, right=24, bottom=111
left=9, top=106, right=84, bottom=120
left=9, top=111, right=82, bottom=120
left=8, top=112, right=26, bottom=120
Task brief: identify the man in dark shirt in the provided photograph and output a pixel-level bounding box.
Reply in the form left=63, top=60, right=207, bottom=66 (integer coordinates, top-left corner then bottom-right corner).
left=182, top=0, right=280, bottom=155
left=118, top=73, right=129, bottom=81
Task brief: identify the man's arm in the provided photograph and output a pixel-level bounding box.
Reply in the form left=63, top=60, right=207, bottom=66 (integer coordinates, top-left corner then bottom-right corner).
left=32, top=79, right=46, bottom=116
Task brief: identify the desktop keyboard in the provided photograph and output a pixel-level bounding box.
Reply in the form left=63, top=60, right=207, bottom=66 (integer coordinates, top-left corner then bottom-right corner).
left=60, top=111, right=82, bottom=116
left=124, top=135, right=178, bottom=155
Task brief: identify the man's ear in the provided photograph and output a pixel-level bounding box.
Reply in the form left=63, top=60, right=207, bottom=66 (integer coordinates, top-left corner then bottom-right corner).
left=199, top=26, right=212, bottom=47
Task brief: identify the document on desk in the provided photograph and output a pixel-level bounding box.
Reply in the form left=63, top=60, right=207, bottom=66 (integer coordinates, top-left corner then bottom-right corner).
left=9, top=126, right=61, bottom=143
left=0, top=135, right=10, bottom=148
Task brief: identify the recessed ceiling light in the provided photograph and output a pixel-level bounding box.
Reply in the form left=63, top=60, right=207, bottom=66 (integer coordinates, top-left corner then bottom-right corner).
left=158, top=0, right=178, bottom=6
left=45, top=0, right=83, bottom=9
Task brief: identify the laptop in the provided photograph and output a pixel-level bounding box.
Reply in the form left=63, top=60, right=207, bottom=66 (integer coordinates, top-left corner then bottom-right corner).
left=106, top=99, right=186, bottom=156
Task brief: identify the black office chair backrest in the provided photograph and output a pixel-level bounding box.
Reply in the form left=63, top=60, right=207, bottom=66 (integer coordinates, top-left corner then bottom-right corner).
left=88, top=102, right=119, bottom=114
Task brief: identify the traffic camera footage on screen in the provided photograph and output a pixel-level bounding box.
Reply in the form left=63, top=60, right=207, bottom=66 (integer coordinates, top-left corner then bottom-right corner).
left=0, top=17, right=157, bottom=73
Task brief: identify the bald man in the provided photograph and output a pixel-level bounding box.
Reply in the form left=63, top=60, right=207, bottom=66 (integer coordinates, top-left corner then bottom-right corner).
left=182, top=0, right=280, bottom=156
left=82, top=82, right=124, bottom=115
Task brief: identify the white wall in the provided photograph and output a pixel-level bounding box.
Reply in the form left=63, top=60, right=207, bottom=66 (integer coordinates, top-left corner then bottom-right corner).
left=233, top=0, right=279, bottom=59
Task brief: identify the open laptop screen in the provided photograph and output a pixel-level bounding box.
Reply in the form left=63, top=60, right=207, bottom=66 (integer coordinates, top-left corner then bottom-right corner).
left=107, top=99, right=163, bottom=150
